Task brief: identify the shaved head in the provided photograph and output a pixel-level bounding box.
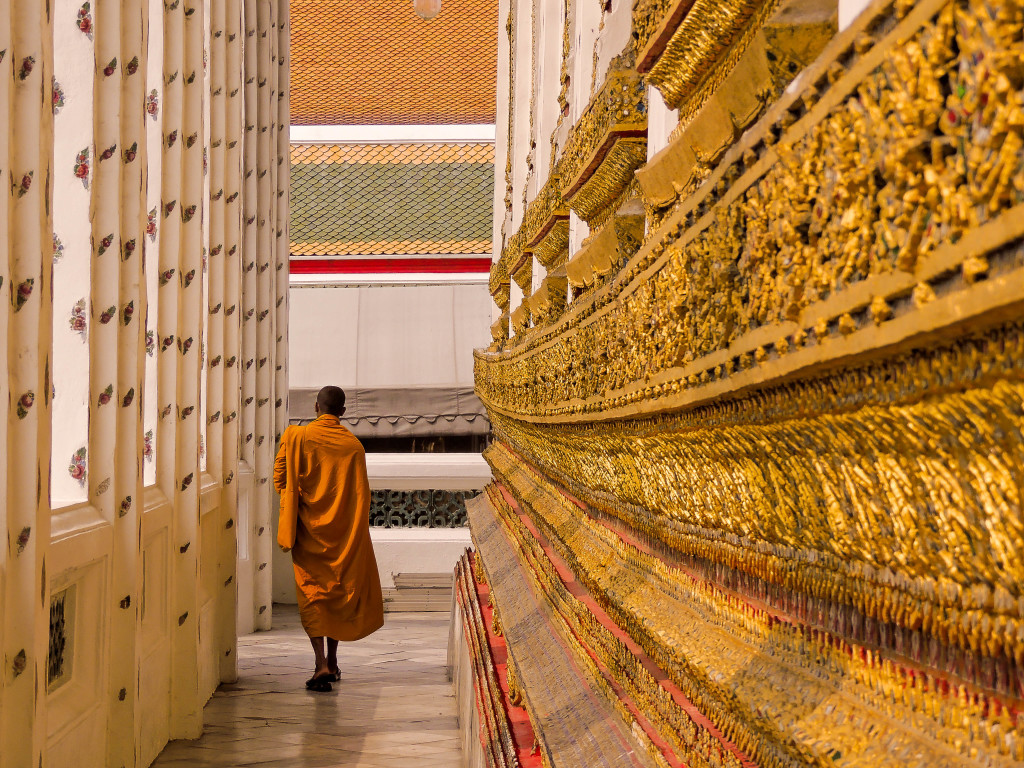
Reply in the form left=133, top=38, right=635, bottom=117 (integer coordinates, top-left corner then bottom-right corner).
left=316, top=386, right=346, bottom=416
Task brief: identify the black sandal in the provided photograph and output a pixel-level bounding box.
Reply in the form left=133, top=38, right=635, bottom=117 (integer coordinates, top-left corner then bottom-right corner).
left=305, top=674, right=333, bottom=692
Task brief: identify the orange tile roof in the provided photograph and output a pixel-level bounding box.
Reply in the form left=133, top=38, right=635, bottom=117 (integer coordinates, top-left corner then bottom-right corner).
left=290, top=0, right=498, bottom=126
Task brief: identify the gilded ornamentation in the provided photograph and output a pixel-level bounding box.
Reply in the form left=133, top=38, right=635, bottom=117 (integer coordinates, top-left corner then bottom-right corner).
left=487, top=321, right=1024, bottom=701
left=483, top=450, right=1024, bottom=766
left=478, top=0, right=1024, bottom=421
left=556, top=59, right=648, bottom=225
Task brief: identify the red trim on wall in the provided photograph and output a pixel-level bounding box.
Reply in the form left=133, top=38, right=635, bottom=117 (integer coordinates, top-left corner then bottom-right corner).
left=289, top=257, right=493, bottom=274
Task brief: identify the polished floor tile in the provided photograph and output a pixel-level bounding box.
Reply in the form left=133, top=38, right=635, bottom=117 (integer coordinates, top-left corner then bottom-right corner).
left=152, top=605, right=463, bottom=767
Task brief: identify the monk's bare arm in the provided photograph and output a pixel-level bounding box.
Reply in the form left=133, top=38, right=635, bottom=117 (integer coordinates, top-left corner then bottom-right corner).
left=273, top=428, right=289, bottom=492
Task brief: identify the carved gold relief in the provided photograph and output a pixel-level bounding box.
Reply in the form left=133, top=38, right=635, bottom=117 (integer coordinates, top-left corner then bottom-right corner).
left=487, top=320, right=1024, bottom=699
left=557, top=59, right=648, bottom=226
left=485, top=449, right=1024, bottom=766
left=478, top=0, right=1024, bottom=422
left=566, top=214, right=644, bottom=290
left=523, top=176, right=571, bottom=270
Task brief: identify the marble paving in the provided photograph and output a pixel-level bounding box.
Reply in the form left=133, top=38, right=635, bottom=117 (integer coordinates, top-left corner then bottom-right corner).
left=153, top=604, right=463, bottom=767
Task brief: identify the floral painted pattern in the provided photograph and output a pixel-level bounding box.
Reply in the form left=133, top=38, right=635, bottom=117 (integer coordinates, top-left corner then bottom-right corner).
left=77, top=2, right=93, bottom=37
left=14, top=279, right=34, bottom=311
left=144, top=430, right=154, bottom=461
left=16, top=392, right=34, bottom=420
left=70, top=299, right=87, bottom=338
left=146, top=330, right=155, bottom=356
left=53, top=234, right=64, bottom=264
left=69, top=447, right=87, bottom=486
left=53, top=79, right=65, bottom=114
left=74, top=148, right=90, bottom=188
left=147, top=207, right=158, bottom=240
left=97, top=385, right=113, bottom=406
left=146, top=89, right=159, bottom=120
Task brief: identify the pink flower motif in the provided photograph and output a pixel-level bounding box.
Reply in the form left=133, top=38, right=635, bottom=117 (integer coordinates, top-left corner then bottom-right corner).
left=17, top=172, right=33, bottom=197
left=147, top=207, right=158, bottom=240
left=123, top=142, right=137, bottom=163
left=122, top=301, right=134, bottom=325
left=74, top=148, right=90, bottom=188
left=97, top=234, right=114, bottom=256
left=125, top=56, right=139, bottom=76
left=97, top=384, right=113, bottom=406
left=146, top=330, right=155, bottom=356
left=146, top=89, right=160, bottom=120
left=16, top=391, right=34, bottom=420
left=52, top=79, right=65, bottom=114
left=14, top=279, right=34, bottom=311
left=53, top=234, right=65, bottom=264
left=69, top=447, right=87, bottom=486
left=144, top=430, right=154, bottom=460
left=102, top=58, right=117, bottom=77
left=77, top=2, right=93, bottom=37
left=159, top=268, right=175, bottom=286
left=70, top=299, right=87, bottom=337
left=99, top=305, right=116, bottom=324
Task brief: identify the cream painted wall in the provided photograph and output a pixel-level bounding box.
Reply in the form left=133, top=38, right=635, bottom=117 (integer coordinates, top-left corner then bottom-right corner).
left=288, top=282, right=493, bottom=390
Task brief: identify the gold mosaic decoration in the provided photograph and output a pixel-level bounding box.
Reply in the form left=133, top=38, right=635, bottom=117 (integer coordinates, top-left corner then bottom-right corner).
left=483, top=446, right=1024, bottom=766
left=471, top=1, right=1024, bottom=766
left=479, top=0, right=1024, bottom=421
left=556, top=59, right=648, bottom=226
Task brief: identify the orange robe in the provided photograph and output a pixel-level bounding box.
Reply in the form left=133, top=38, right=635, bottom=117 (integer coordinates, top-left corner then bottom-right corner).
left=274, top=414, right=384, bottom=641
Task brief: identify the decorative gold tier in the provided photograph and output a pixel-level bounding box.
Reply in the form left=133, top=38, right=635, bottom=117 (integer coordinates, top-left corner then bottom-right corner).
left=565, top=214, right=644, bottom=291
left=484, top=441, right=1024, bottom=766
left=557, top=60, right=648, bottom=227
left=522, top=175, right=571, bottom=270
left=477, top=0, right=1024, bottom=423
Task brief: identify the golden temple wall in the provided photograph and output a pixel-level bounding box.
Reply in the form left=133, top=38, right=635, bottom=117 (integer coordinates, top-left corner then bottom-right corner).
left=469, top=0, right=1024, bottom=766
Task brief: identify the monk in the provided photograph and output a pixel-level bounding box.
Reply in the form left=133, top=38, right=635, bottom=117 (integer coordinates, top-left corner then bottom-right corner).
left=274, top=385, right=384, bottom=692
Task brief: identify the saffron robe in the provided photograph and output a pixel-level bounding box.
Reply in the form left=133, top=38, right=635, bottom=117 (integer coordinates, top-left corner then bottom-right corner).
left=274, top=414, right=384, bottom=641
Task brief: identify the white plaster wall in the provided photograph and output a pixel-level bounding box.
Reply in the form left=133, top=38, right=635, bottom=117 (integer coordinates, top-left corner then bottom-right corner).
left=273, top=528, right=474, bottom=600
left=839, top=0, right=873, bottom=30
left=288, top=282, right=493, bottom=390
left=509, top=0, right=534, bottom=232
left=569, top=210, right=590, bottom=256
left=365, top=454, right=491, bottom=491
left=571, top=0, right=601, bottom=122
left=647, top=85, right=679, bottom=160
left=595, top=0, right=634, bottom=91
left=493, top=0, right=513, bottom=323
left=527, top=0, right=563, bottom=203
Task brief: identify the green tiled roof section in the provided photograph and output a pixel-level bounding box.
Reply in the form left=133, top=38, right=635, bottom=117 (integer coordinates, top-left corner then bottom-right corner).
left=290, top=159, right=495, bottom=249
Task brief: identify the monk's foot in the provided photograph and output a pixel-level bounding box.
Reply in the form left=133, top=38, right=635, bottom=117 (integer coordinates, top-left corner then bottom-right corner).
left=305, top=674, right=333, bottom=692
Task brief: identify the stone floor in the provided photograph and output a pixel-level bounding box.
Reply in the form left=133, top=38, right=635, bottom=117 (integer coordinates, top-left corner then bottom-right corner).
left=152, top=605, right=463, bottom=767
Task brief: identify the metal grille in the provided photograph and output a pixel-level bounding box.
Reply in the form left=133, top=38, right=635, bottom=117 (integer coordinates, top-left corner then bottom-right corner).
left=370, top=489, right=477, bottom=528
left=48, top=587, right=72, bottom=689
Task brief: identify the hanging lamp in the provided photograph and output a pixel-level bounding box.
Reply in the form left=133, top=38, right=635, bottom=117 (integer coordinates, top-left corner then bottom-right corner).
left=413, top=0, right=442, bottom=20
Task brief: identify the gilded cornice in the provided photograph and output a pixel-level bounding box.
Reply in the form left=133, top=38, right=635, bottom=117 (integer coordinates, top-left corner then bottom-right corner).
left=566, top=214, right=643, bottom=290
left=557, top=61, right=648, bottom=226
left=522, top=175, right=571, bottom=269
left=476, top=0, right=1024, bottom=424
left=642, top=0, right=781, bottom=118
